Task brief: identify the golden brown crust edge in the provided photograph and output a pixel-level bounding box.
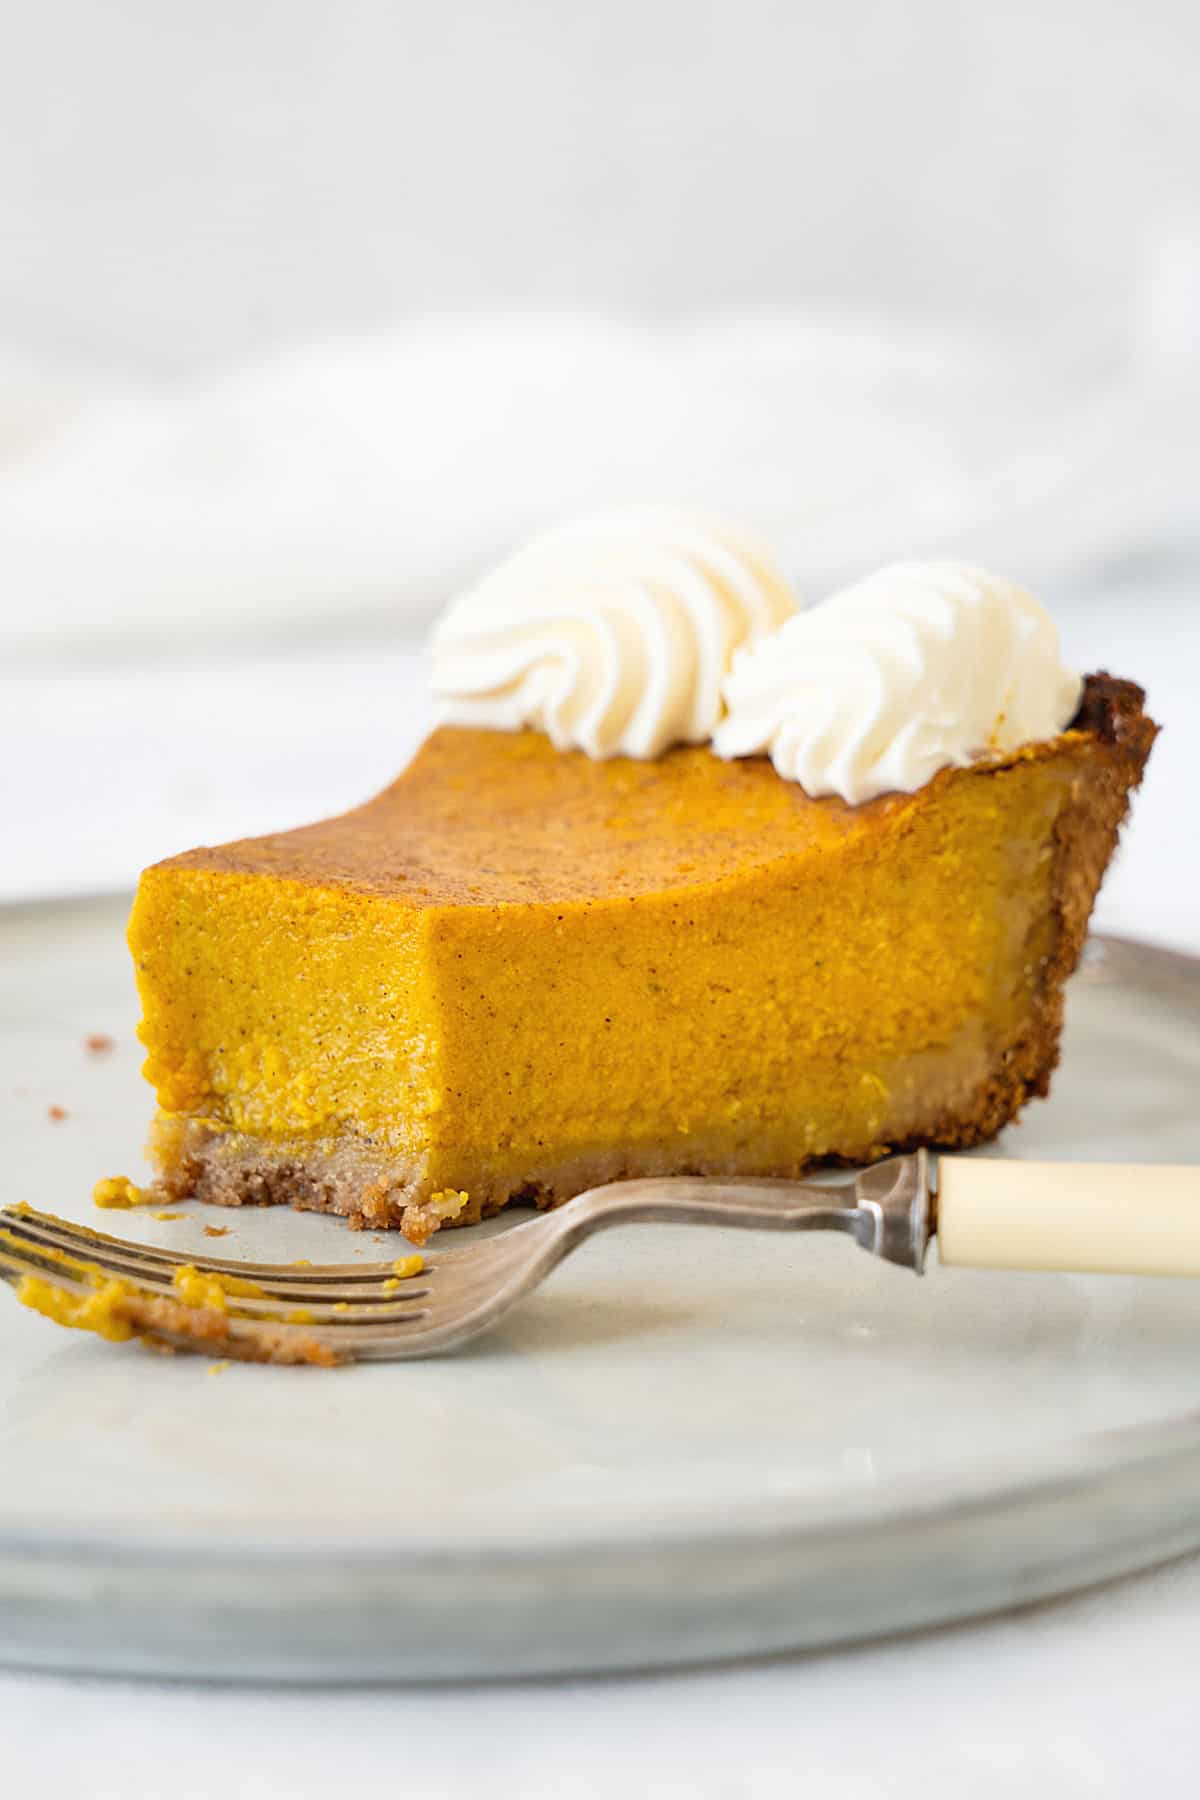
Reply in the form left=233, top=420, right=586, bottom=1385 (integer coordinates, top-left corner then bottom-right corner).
left=150, top=672, right=1159, bottom=1239
left=904, top=669, right=1158, bottom=1148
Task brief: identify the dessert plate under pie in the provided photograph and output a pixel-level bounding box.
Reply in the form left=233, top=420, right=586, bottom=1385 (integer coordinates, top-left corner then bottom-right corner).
left=1, top=896, right=1198, bottom=1681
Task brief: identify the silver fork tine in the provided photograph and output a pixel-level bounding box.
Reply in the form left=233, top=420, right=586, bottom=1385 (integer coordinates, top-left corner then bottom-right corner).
left=0, top=1250, right=432, bottom=1332
left=1, top=1208, right=430, bottom=1297
left=3, top=1203, right=559, bottom=1297
left=0, top=1242, right=435, bottom=1367
left=0, top=1210, right=434, bottom=1320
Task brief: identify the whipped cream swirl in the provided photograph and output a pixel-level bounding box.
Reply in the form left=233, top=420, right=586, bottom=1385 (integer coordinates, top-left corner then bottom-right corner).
left=714, top=562, right=1082, bottom=804
left=430, top=508, right=800, bottom=759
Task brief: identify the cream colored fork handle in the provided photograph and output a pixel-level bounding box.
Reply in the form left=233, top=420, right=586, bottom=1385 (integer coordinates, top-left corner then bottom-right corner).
left=937, top=1159, right=1200, bottom=1276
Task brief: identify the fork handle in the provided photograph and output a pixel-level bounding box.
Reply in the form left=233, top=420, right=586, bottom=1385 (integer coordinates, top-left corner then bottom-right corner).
left=937, top=1159, right=1200, bottom=1276
left=557, top=1176, right=861, bottom=1240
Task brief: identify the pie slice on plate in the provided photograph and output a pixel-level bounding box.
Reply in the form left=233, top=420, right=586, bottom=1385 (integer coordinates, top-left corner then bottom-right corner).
left=128, top=671, right=1155, bottom=1243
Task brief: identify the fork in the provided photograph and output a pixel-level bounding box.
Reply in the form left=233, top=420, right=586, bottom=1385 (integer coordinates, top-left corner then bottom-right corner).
left=3, top=1151, right=1198, bottom=1363
left=0, top=1156, right=930, bottom=1363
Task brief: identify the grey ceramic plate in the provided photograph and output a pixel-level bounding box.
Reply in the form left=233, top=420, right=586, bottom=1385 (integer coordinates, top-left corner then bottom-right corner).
left=1, top=896, right=1198, bottom=1682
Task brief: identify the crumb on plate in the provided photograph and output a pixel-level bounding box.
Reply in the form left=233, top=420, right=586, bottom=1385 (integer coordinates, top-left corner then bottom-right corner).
left=93, top=1175, right=157, bottom=1209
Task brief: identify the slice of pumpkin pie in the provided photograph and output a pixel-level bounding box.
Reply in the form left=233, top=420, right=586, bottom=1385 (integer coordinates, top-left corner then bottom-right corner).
left=127, top=520, right=1156, bottom=1242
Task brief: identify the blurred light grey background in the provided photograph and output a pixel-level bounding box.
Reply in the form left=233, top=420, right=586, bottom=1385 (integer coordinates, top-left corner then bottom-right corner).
left=3, top=0, right=1198, bottom=369
left=2, top=0, right=1197, bottom=944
